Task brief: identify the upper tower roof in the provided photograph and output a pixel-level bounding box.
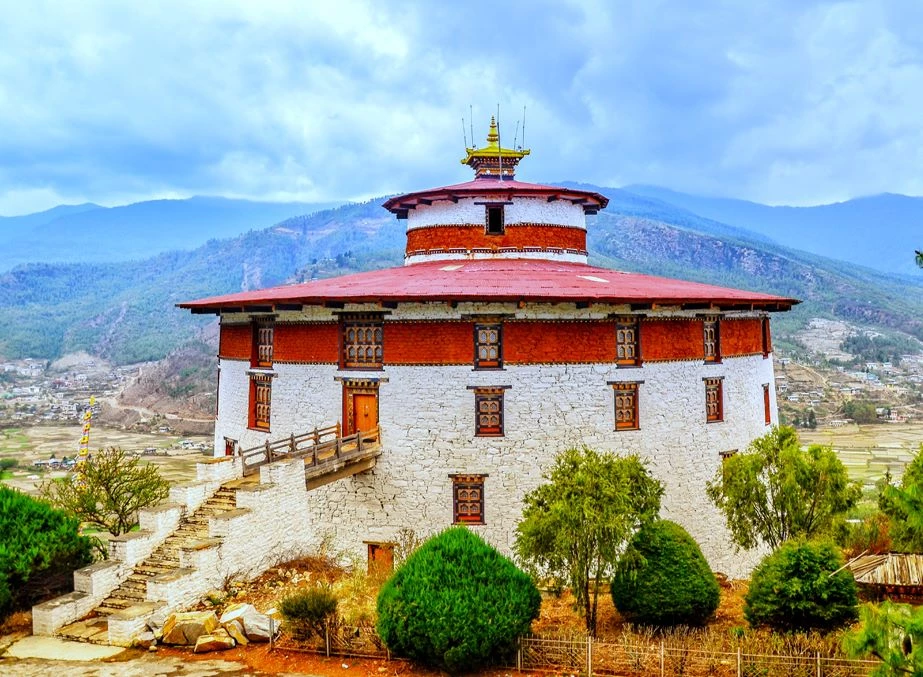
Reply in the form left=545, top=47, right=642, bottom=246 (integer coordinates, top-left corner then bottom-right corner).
left=460, top=116, right=530, bottom=180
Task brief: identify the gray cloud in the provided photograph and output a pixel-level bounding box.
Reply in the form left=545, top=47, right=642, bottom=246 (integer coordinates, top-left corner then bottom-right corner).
left=1, top=0, right=921, bottom=214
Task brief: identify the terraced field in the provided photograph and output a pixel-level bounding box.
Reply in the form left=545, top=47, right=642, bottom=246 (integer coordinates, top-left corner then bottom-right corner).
left=801, top=422, right=923, bottom=486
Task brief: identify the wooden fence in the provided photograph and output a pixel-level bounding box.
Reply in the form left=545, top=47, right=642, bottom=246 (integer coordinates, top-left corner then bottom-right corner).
left=239, top=423, right=381, bottom=476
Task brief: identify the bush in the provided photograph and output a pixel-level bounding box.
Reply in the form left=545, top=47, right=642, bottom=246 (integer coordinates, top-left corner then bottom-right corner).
left=279, top=585, right=338, bottom=639
left=0, top=486, right=95, bottom=620
left=377, top=526, right=540, bottom=673
left=611, top=520, right=719, bottom=626
left=744, top=539, right=858, bottom=632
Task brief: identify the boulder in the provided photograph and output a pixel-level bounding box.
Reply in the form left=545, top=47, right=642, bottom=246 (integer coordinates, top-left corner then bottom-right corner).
left=161, top=610, right=220, bottom=646
left=193, top=628, right=236, bottom=653
left=147, top=606, right=171, bottom=640
left=133, top=631, right=156, bottom=650
left=241, top=610, right=273, bottom=642
left=218, top=602, right=256, bottom=627
left=224, top=619, right=249, bottom=646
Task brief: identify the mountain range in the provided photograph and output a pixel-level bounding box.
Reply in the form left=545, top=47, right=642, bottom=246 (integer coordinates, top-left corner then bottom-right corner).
left=0, top=188, right=921, bottom=365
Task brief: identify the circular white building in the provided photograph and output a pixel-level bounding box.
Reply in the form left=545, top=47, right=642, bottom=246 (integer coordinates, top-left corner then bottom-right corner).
left=181, top=119, right=797, bottom=577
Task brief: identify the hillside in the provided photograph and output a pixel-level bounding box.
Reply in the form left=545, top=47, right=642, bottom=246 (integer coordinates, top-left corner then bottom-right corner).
left=0, top=196, right=344, bottom=271
left=624, top=185, right=923, bottom=277
left=1, top=194, right=922, bottom=364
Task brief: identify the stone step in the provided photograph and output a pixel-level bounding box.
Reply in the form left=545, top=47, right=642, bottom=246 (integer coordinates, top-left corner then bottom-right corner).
left=108, top=590, right=146, bottom=602
left=97, top=597, right=135, bottom=610
left=134, top=564, right=175, bottom=576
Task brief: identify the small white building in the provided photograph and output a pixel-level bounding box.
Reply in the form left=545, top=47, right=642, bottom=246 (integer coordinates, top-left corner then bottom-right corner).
left=181, top=120, right=797, bottom=577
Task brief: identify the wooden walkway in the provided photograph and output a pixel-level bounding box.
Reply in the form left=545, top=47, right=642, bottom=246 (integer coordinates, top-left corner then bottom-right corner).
left=239, top=423, right=381, bottom=487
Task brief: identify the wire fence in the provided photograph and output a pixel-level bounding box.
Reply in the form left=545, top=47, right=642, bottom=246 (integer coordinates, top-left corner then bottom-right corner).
left=271, top=625, right=882, bottom=676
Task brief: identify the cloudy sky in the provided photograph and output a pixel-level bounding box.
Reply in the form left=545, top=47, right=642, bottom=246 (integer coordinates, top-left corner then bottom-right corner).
left=2, top=0, right=922, bottom=215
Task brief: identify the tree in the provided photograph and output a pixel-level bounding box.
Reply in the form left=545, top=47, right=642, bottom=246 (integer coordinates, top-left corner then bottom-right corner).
left=844, top=399, right=880, bottom=424
left=41, top=447, right=170, bottom=536
left=916, top=250, right=923, bottom=268
left=515, top=447, right=663, bottom=635
left=611, top=520, right=719, bottom=627
left=845, top=601, right=923, bottom=676
left=706, top=426, right=860, bottom=551
left=377, top=527, right=540, bottom=673
left=744, top=539, right=858, bottom=632
left=0, top=486, right=95, bottom=619
left=879, top=445, right=923, bottom=552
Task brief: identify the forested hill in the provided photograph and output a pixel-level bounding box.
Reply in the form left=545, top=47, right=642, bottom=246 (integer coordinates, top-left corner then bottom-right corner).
left=1, top=194, right=922, bottom=365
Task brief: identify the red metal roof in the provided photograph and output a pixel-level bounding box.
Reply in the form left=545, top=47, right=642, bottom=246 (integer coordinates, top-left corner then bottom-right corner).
left=179, top=259, right=798, bottom=313
left=382, top=178, right=609, bottom=214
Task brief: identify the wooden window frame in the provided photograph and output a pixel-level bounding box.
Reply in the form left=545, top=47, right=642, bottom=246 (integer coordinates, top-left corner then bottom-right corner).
left=703, top=317, right=721, bottom=363
left=252, top=320, right=274, bottom=368
left=340, top=314, right=384, bottom=370
left=761, top=316, right=772, bottom=358
left=224, top=437, right=237, bottom=457
left=615, top=316, right=641, bottom=367
left=472, top=387, right=505, bottom=437
left=248, top=373, right=273, bottom=431
left=719, top=449, right=738, bottom=462
left=704, top=377, right=724, bottom=423
left=485, top=205, right=505, bottom=235
left=452, top=474, right=485, bottom=524
left=612, top=382, right=640, bottom=431
left=365, top=541, right=395, bottom=577
left=763, top=383, right=771, bottom=425
left=474, top=322, right=503, bottom=369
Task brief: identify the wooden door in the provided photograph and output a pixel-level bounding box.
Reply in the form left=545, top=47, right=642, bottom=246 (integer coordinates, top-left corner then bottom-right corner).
left=353, top=393, right=378, bottom=433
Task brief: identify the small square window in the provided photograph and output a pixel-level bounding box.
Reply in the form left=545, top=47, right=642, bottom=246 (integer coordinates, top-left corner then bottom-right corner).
left=616, top=317, right=640, bottom=366
left=705, top=377, right=723, bottom=423
left=703, top=318, right=720, bottom=363
left=249, top=375, right=272, bottom=431
left=613, top=383, right=640, bottom=431
left=474, top=323, right=502, bottom=369
left=474, top=388, right=504, bottom=437
left=452, top=475, right=485, bottom=524
left=366, top=542, right=395, bottom=577
left=224, top=437, right=237, bottom=457
left=486, top=206, right=504, bottom=235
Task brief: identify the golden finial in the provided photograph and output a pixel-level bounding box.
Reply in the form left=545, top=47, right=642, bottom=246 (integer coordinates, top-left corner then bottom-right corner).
left=485, top=116, right=499, bottom=147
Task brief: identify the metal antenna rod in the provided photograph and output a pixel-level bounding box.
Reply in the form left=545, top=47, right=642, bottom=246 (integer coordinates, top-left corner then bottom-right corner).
left=462, top=117, right=468, bottom=149
left=513, top=120, right=520, bottom=149
left=497, top=103, right=502, bottom=178
left=522, top=105, right=526, bottom=149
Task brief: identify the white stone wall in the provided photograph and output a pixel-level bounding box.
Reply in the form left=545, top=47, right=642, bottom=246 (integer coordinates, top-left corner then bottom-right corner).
left=406, top=197, right=585, bottom=230
left=405, top=250, right=587, bottom=265
left=214, top=305, right=780, bottom=578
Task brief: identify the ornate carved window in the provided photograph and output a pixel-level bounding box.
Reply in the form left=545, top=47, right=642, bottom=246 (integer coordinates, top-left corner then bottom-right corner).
left=341, top=315, right=384, bottom=369
left=616, top=317, right=640, bottom=366
left=763, top=384, right=771, bottom=425
left=474, top=323, right=502, bottom=369
left=248, top=373, right=272, bottom=431
left=612, top=382, right=640, bottom=431
left=252, top=321, right=274, bottom=368
left=452, top=474, right=485, bottom=524
left=474, top=388, right=504, bottom=437
left=705, top=377, right=723, bottom=423
left=703, top=318, right=720, bottom=363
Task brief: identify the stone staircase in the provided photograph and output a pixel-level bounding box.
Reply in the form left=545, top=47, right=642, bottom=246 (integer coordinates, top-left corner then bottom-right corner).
left=55, top=484, right=242, bottom=643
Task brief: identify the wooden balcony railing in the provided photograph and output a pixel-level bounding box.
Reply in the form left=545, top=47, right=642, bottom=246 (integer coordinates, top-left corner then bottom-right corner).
left=239, top=423, right=381, bottom=477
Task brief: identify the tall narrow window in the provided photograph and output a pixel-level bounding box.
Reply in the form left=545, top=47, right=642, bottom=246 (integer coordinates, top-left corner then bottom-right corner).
left=252, top=321, right=274, bottom=367
left=616, top=317, right=640, bottom=366
left=613, top=382, right=640, bottom=431
left=705, top=377, right=723, bottom=423
left=761, top=317, right=772, bottom=358
left=342, top=315, right=383, bottom=369
left=452, top=474, right=485, bottom=524
left=248, top=374, right=272, bottom=431
left=703, top=318, right=720, bottom=363
left=474, top=323, right=502, bottom=369
left=486, top=205, right=504, bottom=235
left=763, top=384, right=771, bottom=425
left=474, top=388, right=504, bottom=437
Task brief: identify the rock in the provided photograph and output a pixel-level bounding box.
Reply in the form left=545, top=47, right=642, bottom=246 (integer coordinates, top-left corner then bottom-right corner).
left=241, top=610, right=273, bottom=642
left=193, top=628, right=236, bottom=653
left=147, top=607, right=171, bottom=639
left=218, top=602, right=256, bottom=626
left=161, top=610, right=220, bottom=646
left=133, top=631, right=156, bottom=649
left=224, top=619, right=249, bottom=646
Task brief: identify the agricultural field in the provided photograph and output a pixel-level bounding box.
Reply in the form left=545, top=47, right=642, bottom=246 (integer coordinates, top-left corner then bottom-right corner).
left=801, top=421, right=923, bottom=487
left=0, top=425, right=210, bottom=494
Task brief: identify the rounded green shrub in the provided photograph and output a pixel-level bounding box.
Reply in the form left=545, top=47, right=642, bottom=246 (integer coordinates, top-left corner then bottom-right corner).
left=744, top=539, right=858, bottom=632
left=279, top=585, right=338, bottom=639
left=611, top=520, right=720, bottom=626
left=376, top=526, right=540, bottom=673
left=0, top=486, right=95, bottom=620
